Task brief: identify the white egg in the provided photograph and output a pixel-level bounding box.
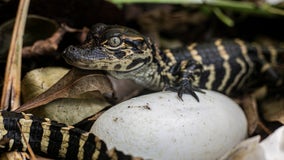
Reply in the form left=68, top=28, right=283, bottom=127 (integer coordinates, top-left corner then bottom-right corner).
left=91, top=90, right=247, bottom=160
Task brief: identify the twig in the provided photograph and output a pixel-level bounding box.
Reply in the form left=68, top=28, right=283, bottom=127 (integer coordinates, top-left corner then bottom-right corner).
left=17, top=122, right=37, bottom=160
left=22, top=24, right=87, bottom=57
left=0, top=0, right=30, bottom=110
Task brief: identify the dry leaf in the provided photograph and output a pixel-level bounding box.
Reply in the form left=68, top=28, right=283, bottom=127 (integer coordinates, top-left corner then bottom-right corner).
left=235, top=95, right=272, bottom=135
left=235, top=95, right=260, bottom=135
left=15, top=67, right=112, bottom=124
left=21, top=67, right=69, bottom=102
left=30, top=98, right=109, bottom=125
left=16, top=67, right=113, bottom=112
left=261, top=98, right=284, bottom=124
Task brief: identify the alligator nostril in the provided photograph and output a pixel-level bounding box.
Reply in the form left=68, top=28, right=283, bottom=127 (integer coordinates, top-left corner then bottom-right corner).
left=68, top=45, right=77, bottom=52
left=63, top=45, right=80, bottom=56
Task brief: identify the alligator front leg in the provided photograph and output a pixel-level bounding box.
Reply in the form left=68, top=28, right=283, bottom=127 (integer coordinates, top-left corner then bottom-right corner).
left=169, top=60, right=204, bottom=101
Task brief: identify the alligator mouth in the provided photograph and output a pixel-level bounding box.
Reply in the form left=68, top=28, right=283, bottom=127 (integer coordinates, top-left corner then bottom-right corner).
left=63, top=45, right=110, bottom=61
left=63, top=45, right=122, bottom=70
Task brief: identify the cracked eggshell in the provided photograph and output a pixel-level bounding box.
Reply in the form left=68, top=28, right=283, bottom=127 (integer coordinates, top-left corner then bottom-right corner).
left=91, top=91, right=248, bottom=160
left=260, top=126, right=284, bottom=160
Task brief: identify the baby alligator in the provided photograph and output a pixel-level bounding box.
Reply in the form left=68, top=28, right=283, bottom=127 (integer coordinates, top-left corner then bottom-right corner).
left=63, top=23, right=283, bottom=101
left=0, top=110, right=135, bottom=160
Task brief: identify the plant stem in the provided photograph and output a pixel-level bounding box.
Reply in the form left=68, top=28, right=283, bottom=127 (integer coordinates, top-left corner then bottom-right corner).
left=1, top=0, right=30, bottom=110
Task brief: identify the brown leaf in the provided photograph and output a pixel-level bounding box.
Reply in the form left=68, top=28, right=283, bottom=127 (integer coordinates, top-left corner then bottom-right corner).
left=235, top=95, right=271, bottom=135
left=241, top=96, right=259, bottom=135
left=15, top=67, right=113, bottom=112
left=19, top=67, right=110, bottom=125
left=261, top=98, right=284, bottom=124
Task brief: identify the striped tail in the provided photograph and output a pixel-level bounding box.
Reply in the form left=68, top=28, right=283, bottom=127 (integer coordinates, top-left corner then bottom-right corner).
left=0, top=111, right=136, bottom=160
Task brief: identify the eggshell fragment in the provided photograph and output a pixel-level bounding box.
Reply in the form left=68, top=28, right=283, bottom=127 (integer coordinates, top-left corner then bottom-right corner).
left=220, top=126, right=284, bottom=160
left=260, top=126, right=284, bottom=160
left=91, top=91, right=247, bottom=160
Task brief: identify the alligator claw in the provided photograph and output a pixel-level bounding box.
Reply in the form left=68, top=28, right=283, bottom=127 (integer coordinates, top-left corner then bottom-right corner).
left=166, top=80, right=205, bottom=102
left=178, top=81, right=204, bottom=102
left=178, top=87, right=198, bottom=102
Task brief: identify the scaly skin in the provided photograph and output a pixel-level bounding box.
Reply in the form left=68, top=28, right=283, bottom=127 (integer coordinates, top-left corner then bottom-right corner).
left=0, top=110, right=136, bottom=160
left=63, top=23, right=283, bottom=101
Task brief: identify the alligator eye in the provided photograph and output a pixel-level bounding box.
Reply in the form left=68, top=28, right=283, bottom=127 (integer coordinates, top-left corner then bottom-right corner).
left=108, top=37, right=121, bottom=47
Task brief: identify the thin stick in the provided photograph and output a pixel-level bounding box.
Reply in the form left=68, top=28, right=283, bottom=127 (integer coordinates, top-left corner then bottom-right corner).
left=17, top=122, right=37, bottom=160
left=0, top=0, right=30, bottom=110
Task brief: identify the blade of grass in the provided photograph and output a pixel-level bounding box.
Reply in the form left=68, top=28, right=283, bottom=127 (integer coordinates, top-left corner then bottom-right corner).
left=0, top=0, right=30, bottom=110
left=109, top=0, right=284, bottom=16
left=213, top=7, right=234, bottom=27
